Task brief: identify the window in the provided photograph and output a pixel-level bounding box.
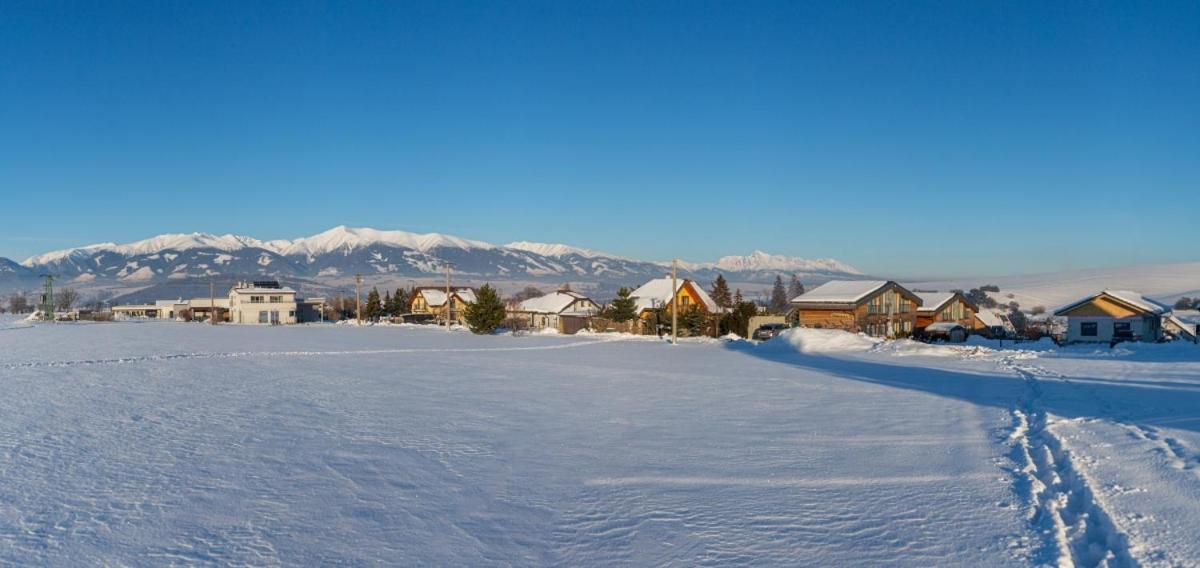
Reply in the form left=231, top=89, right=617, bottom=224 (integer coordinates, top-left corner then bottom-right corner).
left=1081, top=322, right=1098, bottom=337
left=251, top=295, right=264, bottom=304
left=270, top=296, right=282, bottom=303
left=259, top=311, right=269, bottom=323
left=288, top=311, right=295, bottom=318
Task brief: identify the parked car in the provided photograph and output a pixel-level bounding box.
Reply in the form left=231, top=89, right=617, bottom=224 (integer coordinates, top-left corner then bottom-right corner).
left=753, top=323, right=789, bottom=341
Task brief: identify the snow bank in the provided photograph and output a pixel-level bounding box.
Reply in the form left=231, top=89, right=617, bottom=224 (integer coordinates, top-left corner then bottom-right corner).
left=777, top=328, right=881, bottom=354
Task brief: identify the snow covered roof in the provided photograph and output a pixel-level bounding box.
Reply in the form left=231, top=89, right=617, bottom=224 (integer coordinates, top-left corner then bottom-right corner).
left=417, top=288, right=476, bottom=307
left=974, top=310, right=1006, bottom=328
left=914, top=292, right=967, bottom=313
left=516, top=291, right=592, bottom=314
left=1054, top=289, right=1170, bottom=317
left=630, top=277, right=719, bottom=313
left=791, top=280, right=889, bottom=304
left=925, top=322, right=965, bottom=332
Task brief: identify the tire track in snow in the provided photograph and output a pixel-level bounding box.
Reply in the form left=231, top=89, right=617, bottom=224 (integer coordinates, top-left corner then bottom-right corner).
left=1000, top=356, right=1137, bottom=568
left=0, top=338, right=628, bottom=371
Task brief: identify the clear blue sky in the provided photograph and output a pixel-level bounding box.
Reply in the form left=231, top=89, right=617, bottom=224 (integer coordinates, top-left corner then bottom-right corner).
left=1, top=1, right=1197, bottom=278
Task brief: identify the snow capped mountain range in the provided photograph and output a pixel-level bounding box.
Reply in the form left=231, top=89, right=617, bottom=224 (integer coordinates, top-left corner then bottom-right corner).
left=0, top=226, right=864, bottom=291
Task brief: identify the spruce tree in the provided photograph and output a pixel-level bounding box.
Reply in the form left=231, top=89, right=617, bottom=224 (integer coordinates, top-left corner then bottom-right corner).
left=364, top=287, right=382, bottom=321
left=463, top=284, right=506, bottom=334
left=383, top=291, right=393, bottom=316
left=769, top=275, right=789, bottom=314
left=609, top=287, right=638, bottom=322
left=394, top=288, right=408, bottom=315
left=787, top=274, right=805, bottom=300
left=710, top=274, right=732, bottom=309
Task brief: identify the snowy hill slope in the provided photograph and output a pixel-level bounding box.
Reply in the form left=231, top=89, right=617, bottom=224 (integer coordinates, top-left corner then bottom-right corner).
left=908, top=261, right=1200, bottom=310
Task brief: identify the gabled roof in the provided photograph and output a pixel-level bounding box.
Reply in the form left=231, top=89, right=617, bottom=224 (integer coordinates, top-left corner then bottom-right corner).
left=974, top=310, right=1010, bottom=329
left=415, top=287, right=476, bottom=307
left=1054, top=289, right=1169, bottom=317
left=516, top=290, right=592, bottom=314
left=914, top=291, right=974, bottom=314
left=791, top=280, right=920, bottom=306
left=631, top=277, right=719, bottom=313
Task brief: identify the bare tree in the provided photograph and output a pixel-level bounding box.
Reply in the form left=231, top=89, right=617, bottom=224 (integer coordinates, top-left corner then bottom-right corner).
left=55, top=287, right=80, bottom=311
left=512, top=286, right=545, bottom=302
left=8, top=293, right=29, bottom=314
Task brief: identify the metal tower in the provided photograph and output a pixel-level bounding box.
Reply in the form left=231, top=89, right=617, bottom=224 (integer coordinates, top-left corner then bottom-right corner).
left=38, top=274, right=55, bottom=321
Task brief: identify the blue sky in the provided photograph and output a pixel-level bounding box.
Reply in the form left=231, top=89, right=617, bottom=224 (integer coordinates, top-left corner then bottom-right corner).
left=1, top=1, right=1197, bottom=278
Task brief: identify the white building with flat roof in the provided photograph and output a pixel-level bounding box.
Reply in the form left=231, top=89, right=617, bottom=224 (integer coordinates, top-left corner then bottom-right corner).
left=228, top=281, right=298, bottom=325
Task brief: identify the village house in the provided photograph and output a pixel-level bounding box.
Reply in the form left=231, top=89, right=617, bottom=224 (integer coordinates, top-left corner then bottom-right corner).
left=630, top=277, right=720, bottom=332
left=1053, top=289, right=1169, bottom=344
left=914, top=291, right=977, bottom=331
left=409, top=287, right=477, bottom=324
left=1163, top=310, right=1199, bottom=343
left=788, top=280, right=922, bottom=338
left=508, top=290, right=600, bottom=334
left=973, top=309, right=1014, bottom=338
left=228, top=281, right=299, bottom=324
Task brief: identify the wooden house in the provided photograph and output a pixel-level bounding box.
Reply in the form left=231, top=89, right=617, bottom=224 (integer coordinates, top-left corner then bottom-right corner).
left=914, top=291, right=977, bottom=331
left=1053, top=290, right=1168, bottom=344
left=410, top=287, right=477, bottom=324
left=630, top=277, right=720, bottom=319
left=788, top=280, right=922, bottom=338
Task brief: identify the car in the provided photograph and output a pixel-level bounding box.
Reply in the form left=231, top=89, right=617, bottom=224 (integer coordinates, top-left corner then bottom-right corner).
left=752, top=323, right=789, bottom=341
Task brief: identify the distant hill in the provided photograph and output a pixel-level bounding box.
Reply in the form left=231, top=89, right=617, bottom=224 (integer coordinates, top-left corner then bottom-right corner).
left=906, top=261, right=1200, bottom=312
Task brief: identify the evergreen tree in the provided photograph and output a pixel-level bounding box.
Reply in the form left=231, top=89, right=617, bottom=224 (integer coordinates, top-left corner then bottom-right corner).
left=734, top=288, right=744, bottom=305
left=769, top=275, right=789, bottom=314
left=364, top=287, right=382, bottom=321
left=463, top=284, right=506, bottom=334
left=710, top=275, right=732, bottom=309
left=787, top=274, right=805, bottom=300
left=382, top=291, right=393, bottom=316
left=609, top=287, right=638, bottom=322
left=394, top=288, right=408, bottom=315
left=680, top=305, right=706, bottom=336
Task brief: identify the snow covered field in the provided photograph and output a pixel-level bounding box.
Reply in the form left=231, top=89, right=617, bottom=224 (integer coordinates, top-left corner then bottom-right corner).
left=1, top=317, right=1198, bottom=565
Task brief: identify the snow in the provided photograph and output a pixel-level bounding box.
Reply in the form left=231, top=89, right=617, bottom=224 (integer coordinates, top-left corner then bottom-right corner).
left=1, top=319, right=1199, bottom=565
left=417, top=288, right=475, bottom=307
left=791, top=280, right=889, bottom=304
left=22, top=233, right=267, bottom=266
left=504, top=241, right=625, bottom=260
left=271, top=226, right=494, bottom=256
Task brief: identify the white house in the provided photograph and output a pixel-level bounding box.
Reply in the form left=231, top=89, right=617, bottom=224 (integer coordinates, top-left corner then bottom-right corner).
left=508, top=290, right=599, bottom=334
left=228, top=281, right=298, bottom=325
left=1053, top=290, right=1169, bottom=344
left=1164, top=310, right=1200, bottom=343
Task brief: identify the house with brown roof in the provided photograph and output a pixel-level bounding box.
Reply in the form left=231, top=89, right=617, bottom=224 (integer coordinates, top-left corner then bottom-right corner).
left=789, top=280, right=922, bottom=338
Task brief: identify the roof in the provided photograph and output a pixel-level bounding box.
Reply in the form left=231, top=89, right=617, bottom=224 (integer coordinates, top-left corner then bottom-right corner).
left=974, top=310, right=1005, bottom=328
left=914, top=292, right=955, bottom=313
left=1054, top=289, right=1170, bottom=317
left=925, top=322, right=965, bottom=332
left=630, top=277, right=719, bottom=313
left=231, top=286, right=296, bottom=295
left=791, top=280, right=916, bottom=305
left=516, top=290, right=592, bottom=314
left=417, top=287, right=476, bottom=307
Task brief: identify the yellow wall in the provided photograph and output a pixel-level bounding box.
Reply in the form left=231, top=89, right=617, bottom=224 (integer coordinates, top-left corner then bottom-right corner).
left=1060, top=295, right=1141, bottom=318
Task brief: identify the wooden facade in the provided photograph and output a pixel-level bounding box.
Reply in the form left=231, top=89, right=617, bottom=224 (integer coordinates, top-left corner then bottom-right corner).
left=789, top=281, right=921, bottom=338
left=915, top=292, right=977, bottom=330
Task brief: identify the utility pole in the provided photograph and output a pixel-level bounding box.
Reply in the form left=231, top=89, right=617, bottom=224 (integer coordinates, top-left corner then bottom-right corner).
left=210, top=279, right=216, bottom=325
left=444, top=264, right=452, bottom=332
left=355, top=274, right=362, bottom=325
left=671, top=259, right=678, bottom=345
